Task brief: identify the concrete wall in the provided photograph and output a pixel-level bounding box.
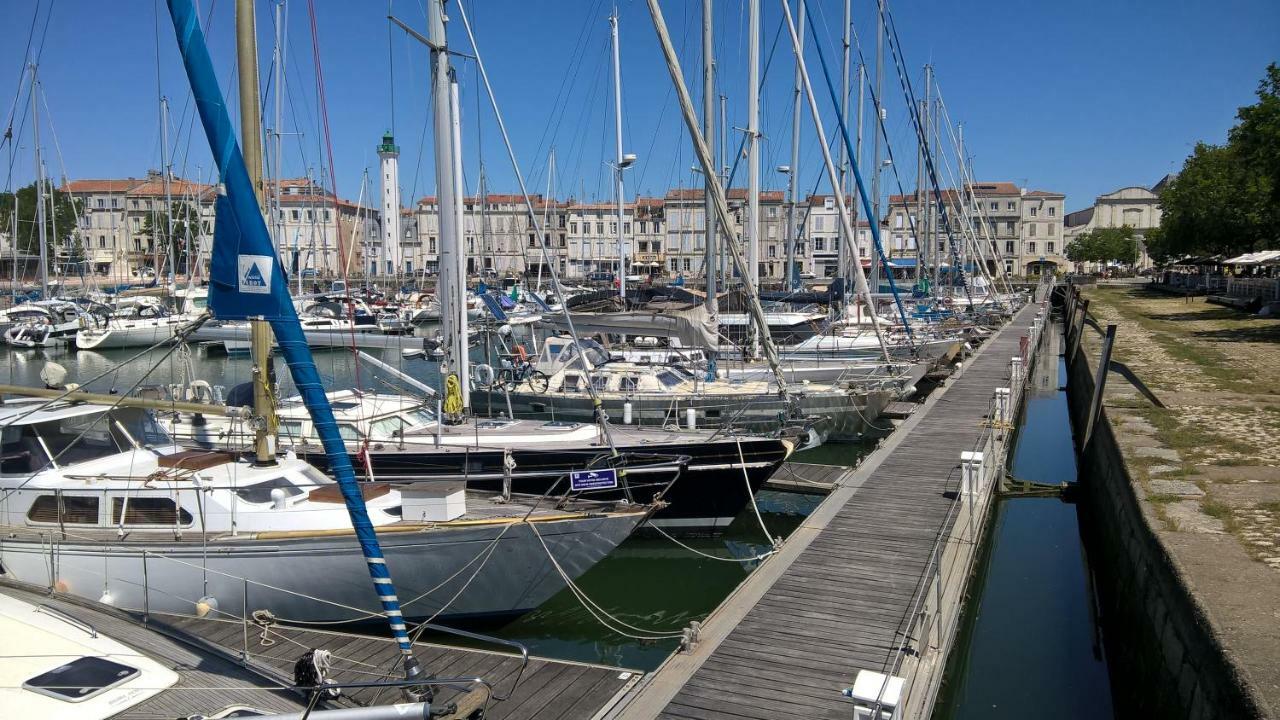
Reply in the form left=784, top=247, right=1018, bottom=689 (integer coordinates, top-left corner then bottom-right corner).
left=1060, top=290, right=1265, bottom=719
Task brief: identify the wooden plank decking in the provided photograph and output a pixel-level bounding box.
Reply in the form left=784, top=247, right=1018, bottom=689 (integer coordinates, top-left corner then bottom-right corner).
left=614, top=304, right=1039, bottom=720
left=152, top=612, right=642, bottom=719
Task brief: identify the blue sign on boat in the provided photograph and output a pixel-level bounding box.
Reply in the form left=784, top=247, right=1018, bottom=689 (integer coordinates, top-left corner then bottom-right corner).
left=570, top=468, right=618, bottom=491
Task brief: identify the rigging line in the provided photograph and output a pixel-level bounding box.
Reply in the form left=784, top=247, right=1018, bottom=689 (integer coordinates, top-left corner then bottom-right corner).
left=455, top=0, right=632, bottom=464
left=882, top=7, right=973, bottom=306
left=1, top=0, right=42, bottom=148
left=387, top=0, right=395, bottom=136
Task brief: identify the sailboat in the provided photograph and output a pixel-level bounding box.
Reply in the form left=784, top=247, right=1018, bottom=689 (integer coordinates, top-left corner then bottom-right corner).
left=0, top=0, right=652, bottom=632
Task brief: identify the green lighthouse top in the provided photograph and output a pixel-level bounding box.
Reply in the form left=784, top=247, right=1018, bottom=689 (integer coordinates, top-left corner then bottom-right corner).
left=377, top=130, right=399, bottom=154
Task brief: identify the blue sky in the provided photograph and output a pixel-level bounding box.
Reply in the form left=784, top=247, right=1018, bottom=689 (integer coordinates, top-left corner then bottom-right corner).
left=2, top=0, right=1277, bottom=213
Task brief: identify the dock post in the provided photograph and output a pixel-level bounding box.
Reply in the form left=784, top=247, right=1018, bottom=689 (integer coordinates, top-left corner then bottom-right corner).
left=960, top=451, right=983, bottom=496
left=1010, top=356, right=1024, bottom=388
left=1080, top=324, right=1118, bottom=449
left=994, top=387, right=1011, bottom=427
left=845, top=670, right=904, bottom=720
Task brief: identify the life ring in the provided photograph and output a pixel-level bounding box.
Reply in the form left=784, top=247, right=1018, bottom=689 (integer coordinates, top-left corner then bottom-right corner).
left=473, top=363, right=496, bottom=387
left=941, top=296, right=954, bottom=307
left=513, top=344, right=529, bottom=363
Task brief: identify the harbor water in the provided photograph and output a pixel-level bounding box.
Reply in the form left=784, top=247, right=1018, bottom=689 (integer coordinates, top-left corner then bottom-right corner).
left=933, top=328, right=1116, bottom=718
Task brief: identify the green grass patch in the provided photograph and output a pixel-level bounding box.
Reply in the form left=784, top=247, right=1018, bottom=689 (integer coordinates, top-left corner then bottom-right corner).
left=1256, top=501, right=1280, bottom=513
left=1201, top=499, right=1233, bottom=520
left=1147, top=493, right=1182, bottom=504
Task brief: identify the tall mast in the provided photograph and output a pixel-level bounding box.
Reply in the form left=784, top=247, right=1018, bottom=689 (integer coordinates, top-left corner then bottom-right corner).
left=429, top=0, right=469, bottom=413
left=161, top=97, right=176, bottom=286
left=610, top=10, right=628, bottom=304
left=870, top=0, right=884, bottom=293
left=785, top=0, right=803, bottom=291
left=922, top=65, right=932, bottom=289
left=745, top=0, right=760, bottom=349
left=701, top=0, right=716, bottom=314
left=836, top=0, right=851, bottom=316
left=272, top=0, right=285, bottom=259
left=236, top=0, right=277, bottom=466
left=31, top=65, right=48, bottom=297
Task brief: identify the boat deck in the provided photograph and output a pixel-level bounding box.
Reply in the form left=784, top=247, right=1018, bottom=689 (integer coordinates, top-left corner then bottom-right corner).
left=610, top=302, right=1039, bottom=719
left=157, top=611, right=642, bottom=719
left=0, top=580, right=304, bottom=719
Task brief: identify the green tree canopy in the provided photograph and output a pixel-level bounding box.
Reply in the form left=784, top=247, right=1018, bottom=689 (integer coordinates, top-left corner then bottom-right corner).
left=1156, top=64, right=1280, bottom=260
left=139, top=201, right=206, bottom=275
left=0, top=182, right=82, bottom=267
left=1066, top=225, right=1139, bottom=265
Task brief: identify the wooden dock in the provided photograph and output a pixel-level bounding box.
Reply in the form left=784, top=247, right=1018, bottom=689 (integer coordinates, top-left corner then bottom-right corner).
left=610, top=302, right=1045, bottom=720
left=150, top=610, right=642, bottom=719
left=763, top=462, right=852, bottom=494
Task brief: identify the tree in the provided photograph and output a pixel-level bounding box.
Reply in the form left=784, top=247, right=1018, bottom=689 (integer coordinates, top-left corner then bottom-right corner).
left=1155, top=64, right=1280, bottom=260
left=0, top=182, right=82, bottom=272
left=139, top=201, right=205, bottom=276
left=1066, top=225, right=1138, bottom=266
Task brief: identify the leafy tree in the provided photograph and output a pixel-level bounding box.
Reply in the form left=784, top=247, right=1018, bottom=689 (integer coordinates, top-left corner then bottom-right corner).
left=0, top=182, right=82, bottom=271
left=1156, top=64, right=1280, bottom=259
left=139, top=201, right=205, bottom=275
left=1066, top=225, right=1138, bottom=266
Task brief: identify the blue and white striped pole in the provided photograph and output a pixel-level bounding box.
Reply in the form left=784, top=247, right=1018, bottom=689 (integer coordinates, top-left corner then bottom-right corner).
left=164, top=0, right=421, bottom=678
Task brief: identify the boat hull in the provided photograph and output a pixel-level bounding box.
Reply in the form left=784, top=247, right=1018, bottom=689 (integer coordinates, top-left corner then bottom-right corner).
left=476, top=388, right=894, bottom=443
left=75, top=322, right=181, bottom=350
left=0, top=511, right=644, bottom=623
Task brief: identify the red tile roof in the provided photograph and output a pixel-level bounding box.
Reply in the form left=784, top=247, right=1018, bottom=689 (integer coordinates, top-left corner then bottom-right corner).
left=63, top=179, right=143, bottom=193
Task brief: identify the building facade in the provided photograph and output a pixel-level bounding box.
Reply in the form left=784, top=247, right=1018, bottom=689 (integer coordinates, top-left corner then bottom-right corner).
left=1064, top=178, right=1167, bottom=271
left=886, top=182, right=1067, bottom=278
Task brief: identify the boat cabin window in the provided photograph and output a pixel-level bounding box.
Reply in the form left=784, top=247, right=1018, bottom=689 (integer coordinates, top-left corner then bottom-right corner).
left=655, top=370, right=685, bottom=389
left=26, top=495, right=100, bottom=525
left=336, top=424, right=361, bottom=441
left=235, top=476, right=305, bottom=504
left=407, top=409, right=436, bottom=427
left=23, top=656, right=139, bottom=702
left=370, top=416, right=410, bottom=440
left=620, top=376, right=640, bottom=392
left=590, top=375, right=608, bottom=392
left=561, top=373, right=581, bottom=392
left=111, top=497, right=193, bottom=526
left=279, top=420, right=306, bottom=444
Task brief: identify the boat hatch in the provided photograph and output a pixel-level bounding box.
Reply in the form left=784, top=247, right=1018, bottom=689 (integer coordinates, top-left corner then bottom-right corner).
left=475, top=419, right=515, bottom=430
left=23, top=656, right=139, bottom=702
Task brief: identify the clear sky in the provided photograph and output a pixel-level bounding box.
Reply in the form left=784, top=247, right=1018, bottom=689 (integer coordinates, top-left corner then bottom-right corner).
left=2, top=0, right=1277, bottom=213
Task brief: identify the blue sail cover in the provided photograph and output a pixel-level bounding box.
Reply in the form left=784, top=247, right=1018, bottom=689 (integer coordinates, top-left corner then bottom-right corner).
left=165, top=0, right=417, bottom=658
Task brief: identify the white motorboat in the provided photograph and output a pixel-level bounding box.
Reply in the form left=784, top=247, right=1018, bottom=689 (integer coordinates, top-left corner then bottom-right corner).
left=2, top=301, right=84, bottom=349
left=74, top=301, right=186, bottom=350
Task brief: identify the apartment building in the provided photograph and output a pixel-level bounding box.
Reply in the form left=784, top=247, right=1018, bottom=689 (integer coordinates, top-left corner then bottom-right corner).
left=802, top=195, right=875, bottom=278
left=66, top=172, right=217, bottom=279
left=886, top=182, right=1067, bottom=278
left=270, top=178, right=380, bottom=279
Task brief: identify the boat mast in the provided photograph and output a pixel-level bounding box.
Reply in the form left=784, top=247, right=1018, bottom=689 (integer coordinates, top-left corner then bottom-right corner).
left=161, top=97, right=176, bottom=287
left=916, top=80, right=926, bottom=287
left=272, top=0, right=286, bottom=262
left=836, top=0, right=851, bottom=317
left=430, top=0, right=469, bottom=414
left=869, top=0, right=885, bottom=295
left=785, top=0, right=803, bottom=291
left=610, top=9, right=628, bottom=304
left=701, top=0, right=716, bottom=315
left=746, top=0, right=760, bottom=353
left=645, top=0, right=789, bottom=392
left=236, top=0, right=278, bottom=466
left=31, top=65, right=48, bottom=298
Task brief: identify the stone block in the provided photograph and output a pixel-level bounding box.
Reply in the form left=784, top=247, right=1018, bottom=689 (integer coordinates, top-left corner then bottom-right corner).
left=1136, top=446, right=1182, bottom=462
left=1149, top=479, right=1204, bottom=497
left=1148, top=464, right=1182, bottom=475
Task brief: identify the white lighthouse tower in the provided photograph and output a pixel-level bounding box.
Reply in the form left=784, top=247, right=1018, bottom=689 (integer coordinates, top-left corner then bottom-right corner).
left=377, top=130, right=402, bottom=276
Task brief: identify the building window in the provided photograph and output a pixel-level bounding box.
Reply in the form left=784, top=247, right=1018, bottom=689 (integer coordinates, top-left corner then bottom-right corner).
left=429, top=237, right=437, bottom=253
left=111, top=198, right=119, bottom=209
left=1029, top=224, right=1037, bottom=237
left=1029, top=206, right=1038, bottom=217
left=683, top=258, right=691, bottom=271
left=1004, top=259, right=1013, bottom=274
left=1005, top=221, right=1015, bottom=235
left=638, top=221, right=646, bottom=234
left=558, top=234, right=566, bottom=248
left=989, top=202, right=997, bottom=211
left=1028, top=241, right=1037, bottom=254
left=1007, top=201, right=1015, bottom=211
left=98, top=235, right=106, bottom=248
left=814, top=238, right=825, bottom=252
left=1048, top=224, right=1056, bottom=236
left=768, top=245, right=777, bottom=258
left=95, top=198, right=104, bottom=209
left=570, top=222, right=578, bottom=234
left=638, top=241, right=648, bottom=252
left=670, top=258, right=679, bottom=272
left=596, top=222, right=605, bottom=234
left=1005, top=241, right=1015, bottom=254
left=1048, top=207, right=1056, bottom=217
left=1048, top=242, right=1056, bottom=254
left=131, top=199, right=139, bottom=209
left=623, top=222, right=631, bottom=233
left=893, top=215, right=903, bottom=229
left=528, top=234, right=536, bottom=248
left=291, top=210, right=300, bottom=221
left=610, top=222, right=618, bottom=234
